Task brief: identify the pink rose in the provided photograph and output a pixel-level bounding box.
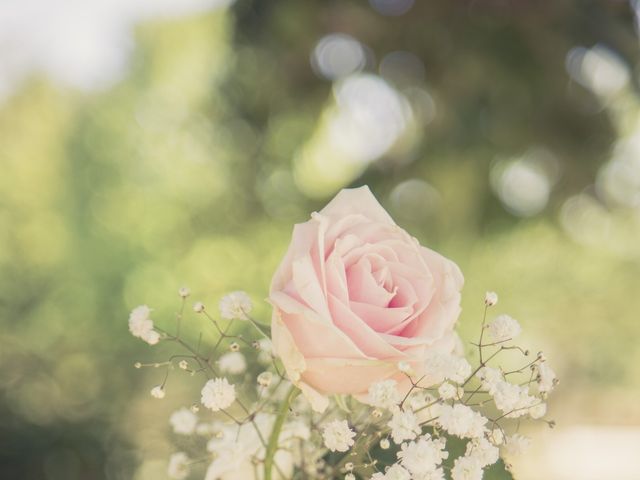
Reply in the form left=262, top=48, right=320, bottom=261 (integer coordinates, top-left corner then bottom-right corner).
left=269, top=186, right=464, bottom=411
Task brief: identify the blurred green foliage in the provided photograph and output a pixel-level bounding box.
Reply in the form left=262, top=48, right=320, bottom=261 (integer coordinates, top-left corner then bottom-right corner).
left=1, top=1, right=639, bottom=479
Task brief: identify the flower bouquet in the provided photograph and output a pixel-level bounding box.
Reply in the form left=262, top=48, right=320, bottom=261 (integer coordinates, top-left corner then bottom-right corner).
left=129, top=186, right=557, bottom=480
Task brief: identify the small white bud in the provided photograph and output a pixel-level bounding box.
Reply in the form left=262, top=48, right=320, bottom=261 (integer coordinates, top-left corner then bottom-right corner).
left=178, top=360, right=189, bottom=370
left=178, top=287, right=190, bottom=298
left=397, top=361, right=412, bottom=374
left=229, top=342, right=240, bottom=352
left=257, top=371, right=273, bottom=388
left=344, top=462, right=354, bottom=471
left=150, top=385, right=165, bottom=399
left=345, top=474, right=355, bottom=480
left=193, top=302, right=205, bottom=313
left=485, top=291, right=498, bottom=306
left=371, top=409, right=383, bottom=419
left=190, top=404, right=200, bottom=413
left=380, top=438, right=390, bottom=449
left=134, top=362, right=142, bottom=369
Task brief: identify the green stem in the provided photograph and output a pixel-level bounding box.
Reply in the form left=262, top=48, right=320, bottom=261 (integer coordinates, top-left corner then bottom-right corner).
left=264, top=385, right=299, bottom=480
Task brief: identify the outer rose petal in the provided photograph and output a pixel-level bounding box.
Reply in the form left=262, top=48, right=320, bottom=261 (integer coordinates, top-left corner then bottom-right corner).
left=302, top=357, right=401, bottom=395
left=271, top=291, right=368, bottom=358
left=271, top=221, right=320, bottom=292
left=271, top=309, right=306, bottom=383
left=271, top=308, right=330, bottom=412
left=319, top=185, right=395, bottom=225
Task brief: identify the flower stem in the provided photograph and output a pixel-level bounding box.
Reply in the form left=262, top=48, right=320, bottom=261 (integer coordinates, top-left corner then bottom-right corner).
left=264, top=385, right=299, bottom=480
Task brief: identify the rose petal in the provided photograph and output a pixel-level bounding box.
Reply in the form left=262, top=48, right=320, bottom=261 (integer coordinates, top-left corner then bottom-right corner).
left=346, top=256, right=395, bottom=307
left=297, top=381, right=330, bottom=413
left=328, top=293, right=404, bottom=358
left=292, top=254, right=331, bottom=320
left=400, top=247, right=463, bottom=340
left=349, top=301, right=412, bottom=332
left=320, top=186, right=395, bottom=225
left=271, top=221, right=319, bottom=292
left=302, top=357, right=402, bottom=395
left=270, top=291, right=370, bottom=359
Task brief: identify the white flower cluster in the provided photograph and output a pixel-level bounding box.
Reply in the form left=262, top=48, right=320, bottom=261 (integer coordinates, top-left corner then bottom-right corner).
left=128, top=305, right=160, bottom=345
left=322, top=419, right=356, bottom=452
left=201, top=378, right=236, bottom=411
left=219, top=290, right=253, bottom=320
left=422, top=351, right=472, bottom=385
left=368, top=379, right=401, bottom=409
left=130, top=289, right=557, bottom=480
left=204, top=412, right=310, bottom=480
left=487, top=314, right=522, bottom=342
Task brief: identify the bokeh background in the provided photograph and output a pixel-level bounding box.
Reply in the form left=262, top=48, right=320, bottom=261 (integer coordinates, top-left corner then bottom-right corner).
left=1, top=0, right=640, bottom=479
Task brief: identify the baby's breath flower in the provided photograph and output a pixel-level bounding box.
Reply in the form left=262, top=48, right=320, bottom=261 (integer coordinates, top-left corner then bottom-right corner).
left=487, top=314, right=521, bottom=342
left=529, top=402, right=547, bottom=419
left=388, top=410, right=421, bottom=444
left=218, top=351, right=246, bottom=374
left=201, top=378, right=235, bottom=411
left=380, top=438, right=390, bottom=449
left=536, top=361, right=557, bottom=393
left=368, top=379, right=401, bottom=409
left=491, top=381, right=536, bottom=418
left=169, top=407, right=198, bottom=435
left=476, top=366, right=503, bottom=393
left=322, top=419, right=356, bottom=452
left=418, top=468, right=445, bottom=480
left=451, top=455, right=483, bottom=480
left=438, top=382, right=457, bottom=400
left=437, top=404, right=487, bottom=439
left=345, top=474, right=356, bottom=480
left=503, top=434, right=531, bottom=456
left=383, top=464, right=411, bottom=480
left=423, top=352, right=471, bottom=384
left=167, top=452, right=190, bottom=480
left=178, top=287, right=190, bottom=298
left=229, top=342, right=240, bottom=352
left=193, top=302, right=205, bottom=313
left=257, top=371, right=273, bottom=387
left=484, top=291, right=498, bottom=306
left=219, top=291, right=252, bottom=320
left=465, top=437, right=499, bottom=467
left=257, top=338, right=273, bottom=364
left=128, top=305, right=160, bottom=345
left=150, top=385, right=165, bottom=399
left=134, top=362, right=142, bottom=369
left=178, top=360, right=188, bottom=370
left=190, top=404, right=200, bottom=413
left=397, top=435, right=448, bottom=476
